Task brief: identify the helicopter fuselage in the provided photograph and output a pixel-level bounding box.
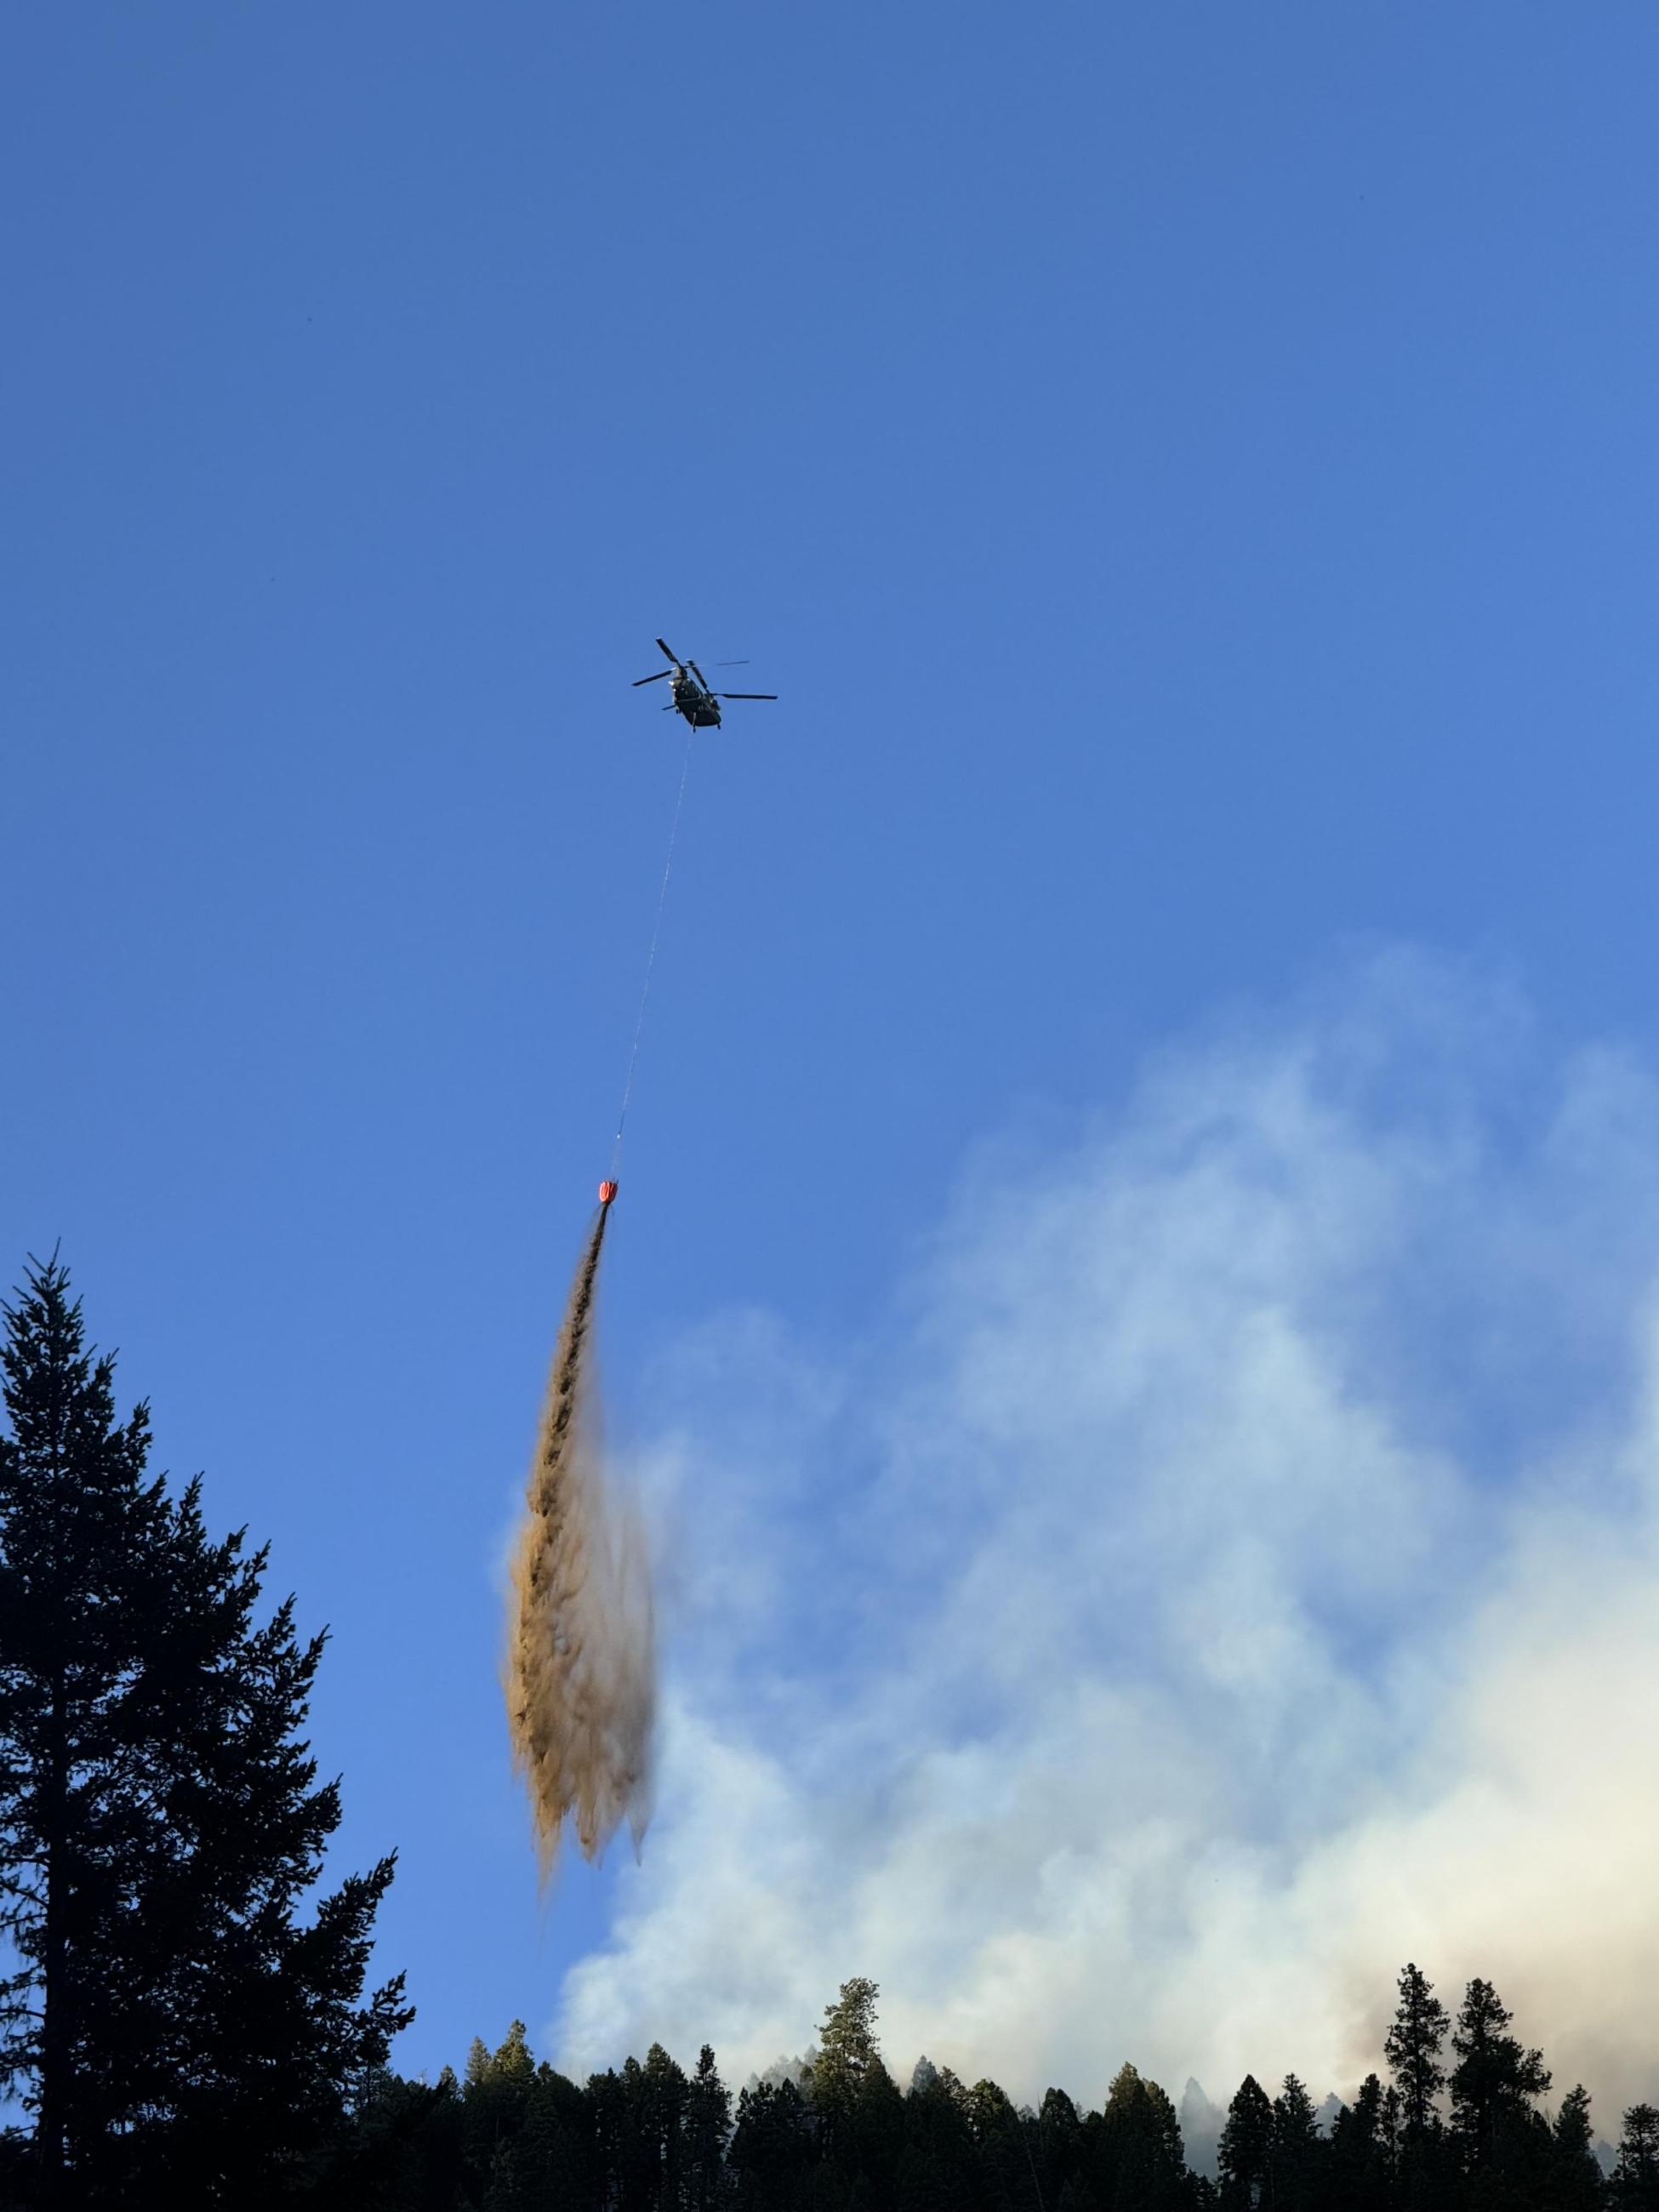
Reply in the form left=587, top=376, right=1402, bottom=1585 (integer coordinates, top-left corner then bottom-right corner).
left=634, top=637, right=773, bottom=723
left=670, top=673, right=722, bottom=727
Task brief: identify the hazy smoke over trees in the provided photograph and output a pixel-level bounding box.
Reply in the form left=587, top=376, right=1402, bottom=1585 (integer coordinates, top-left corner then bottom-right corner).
left=549, top=956, right=1659, bottom=2118
left=505, top=1207, right=654, bottom=1872
left=339, top=1959, right=1645, bottom=2209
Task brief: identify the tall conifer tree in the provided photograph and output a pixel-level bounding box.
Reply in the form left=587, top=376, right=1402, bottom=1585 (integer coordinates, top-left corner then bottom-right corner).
left=0, top=1258, right=410, bottom=2203
left=1217, top=2076, right=1273, bottom=2209
left=1551, top=2084, right=1605, bottom=2212
left=1385, top=1963, right=1450, bottom=2136
left=813, top=1981, right=881, bottom=2112
left=1269, top=2074, right=1322, bottom=2211
left=1446, top=1975, right=1550, bottom=2183
left=681, top=2046, right=731, bottom=2212
left=1327, top=2075, right=1390, bottom=2212
left=1615, top=2105, right=1659, bottom=2209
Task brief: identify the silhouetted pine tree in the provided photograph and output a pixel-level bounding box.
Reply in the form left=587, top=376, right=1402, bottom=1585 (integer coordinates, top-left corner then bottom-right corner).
left=1035, top=2086, right=1086, bottom=2209
left=1325, top=2074, right=1390, bottom=2212
left=964, top=2076, right=1029, bottom=2209
left=1269, top=2073, right=1324, bottom=2211
left=1387, top=1964, right=1451, bottom=2135
left=0, top=1257, right=408, bottom=2206
left=1549, top=2084, right=1605, bottom=2212
left=843, top=2055, right=906, bottom=2206
left=1614, top=2106, right=1659, bottom=2209
left=681, top=2044, right=731, bottom=2212
left=588, top=2061, right=630, bottom=2209
left=639, top=2044, right=690, bottom=2210
left=1217, top=2076, right=1273, bottom=2209
left=1379, top=2081, right=1404, bottom=2190
left=898, top=2065, right=978, bottom=2212
left=1386, top=1962, right=1453, bottom=2210
left=1447, top=1975, right=1551, bottom=2201
left=727, top=2078, right=815, bottom=2211
left=457, top=2030, right=595, bottom=2212
left=590, top=2054, right=679, bottom=2212
left=1096, top=2063, right=1188, bottom=2211
left=463, top=2021, right=535, bottom=2175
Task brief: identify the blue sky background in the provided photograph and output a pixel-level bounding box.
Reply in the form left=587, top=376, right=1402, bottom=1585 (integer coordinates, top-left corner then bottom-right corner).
left=5, top=3, right=1659, bottom=2092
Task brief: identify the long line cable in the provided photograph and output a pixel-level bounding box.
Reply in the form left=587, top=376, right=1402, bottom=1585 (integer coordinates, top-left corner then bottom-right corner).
left=610, top=724, right=695, bottom=1178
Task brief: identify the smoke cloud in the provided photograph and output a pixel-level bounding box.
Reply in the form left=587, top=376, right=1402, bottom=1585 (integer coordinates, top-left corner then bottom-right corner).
left=550, top=951, right=1659, bottom=2123
left=506, top=1208, right=654, bottom=1873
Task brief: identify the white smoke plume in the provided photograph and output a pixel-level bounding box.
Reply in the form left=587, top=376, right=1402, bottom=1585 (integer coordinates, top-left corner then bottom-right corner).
left=553, top=951, right=1659, bottom=2126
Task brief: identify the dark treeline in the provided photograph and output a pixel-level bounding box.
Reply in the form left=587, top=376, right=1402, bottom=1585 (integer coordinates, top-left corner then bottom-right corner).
left=1, top=1260, right=1655, bottom=2210
left=334, top=1965, right=1659, bottom=2211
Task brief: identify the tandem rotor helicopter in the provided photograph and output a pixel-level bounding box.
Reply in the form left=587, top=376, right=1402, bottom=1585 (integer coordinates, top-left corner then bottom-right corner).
left=631, top=638, right=778, bottom=730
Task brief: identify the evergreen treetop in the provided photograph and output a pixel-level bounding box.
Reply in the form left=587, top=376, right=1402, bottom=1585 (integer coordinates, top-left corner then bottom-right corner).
left=1217, top=2074, right=1274, bottom=2209
left=0, top=1256, right=411, bottom=2203
left=1448, top=1975, right=1550, bottom=2175
left=1385, top=1962, right=1451, bottom=2135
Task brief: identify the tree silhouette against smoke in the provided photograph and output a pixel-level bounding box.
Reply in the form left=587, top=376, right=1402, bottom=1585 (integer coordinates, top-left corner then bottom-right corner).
left=1554, top=2086, right=1605, bottom=2212
left=333, top=1963, right=1646, bottom=2210
left=1217, top=2074, right=1274, bottom=2208
left=1385, top=1961, right=1451, bottom=2134
left=1450, top=1974, right=1552, bottom=2187
left=1614, top=2106, right=1659, bottom=2207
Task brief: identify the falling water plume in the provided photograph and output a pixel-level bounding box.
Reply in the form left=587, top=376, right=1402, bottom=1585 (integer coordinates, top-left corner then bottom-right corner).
left=505, top=1205, right=655, bottom=1875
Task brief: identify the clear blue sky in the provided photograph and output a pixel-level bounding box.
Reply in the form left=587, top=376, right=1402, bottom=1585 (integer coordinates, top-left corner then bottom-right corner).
left=4, top=3, right=1659, bottom=2086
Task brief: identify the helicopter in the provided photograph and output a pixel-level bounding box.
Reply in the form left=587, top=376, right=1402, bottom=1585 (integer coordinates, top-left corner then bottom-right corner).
left=630, top=638, right=777, bottom=729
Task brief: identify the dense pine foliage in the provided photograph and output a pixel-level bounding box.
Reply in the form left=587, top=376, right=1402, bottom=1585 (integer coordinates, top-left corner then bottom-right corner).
left=331, top=1964, right=1658, bottom=2211
left=0, top=1261, right=409, bottom=2206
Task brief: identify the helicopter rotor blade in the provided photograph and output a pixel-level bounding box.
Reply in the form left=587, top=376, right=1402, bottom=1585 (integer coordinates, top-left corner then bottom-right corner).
left=713, top=658, right=749, bottom=667
left=632, top=670, right=673, bottom=686
left=688, top=660, right=712, bottom=692
left=655, top=637, right=681, bottom=667
left=717, top=693, right=778, bottom=701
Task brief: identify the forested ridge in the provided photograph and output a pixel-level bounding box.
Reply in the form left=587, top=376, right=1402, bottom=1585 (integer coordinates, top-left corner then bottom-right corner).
left=334, top=1965, right=1659, bottom=2211
left=1, top=1260, right=1654, bottom=2210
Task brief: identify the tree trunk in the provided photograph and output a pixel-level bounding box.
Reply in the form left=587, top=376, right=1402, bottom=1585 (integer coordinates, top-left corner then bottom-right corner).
left=36, top=1668, right=68, bottom=2203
